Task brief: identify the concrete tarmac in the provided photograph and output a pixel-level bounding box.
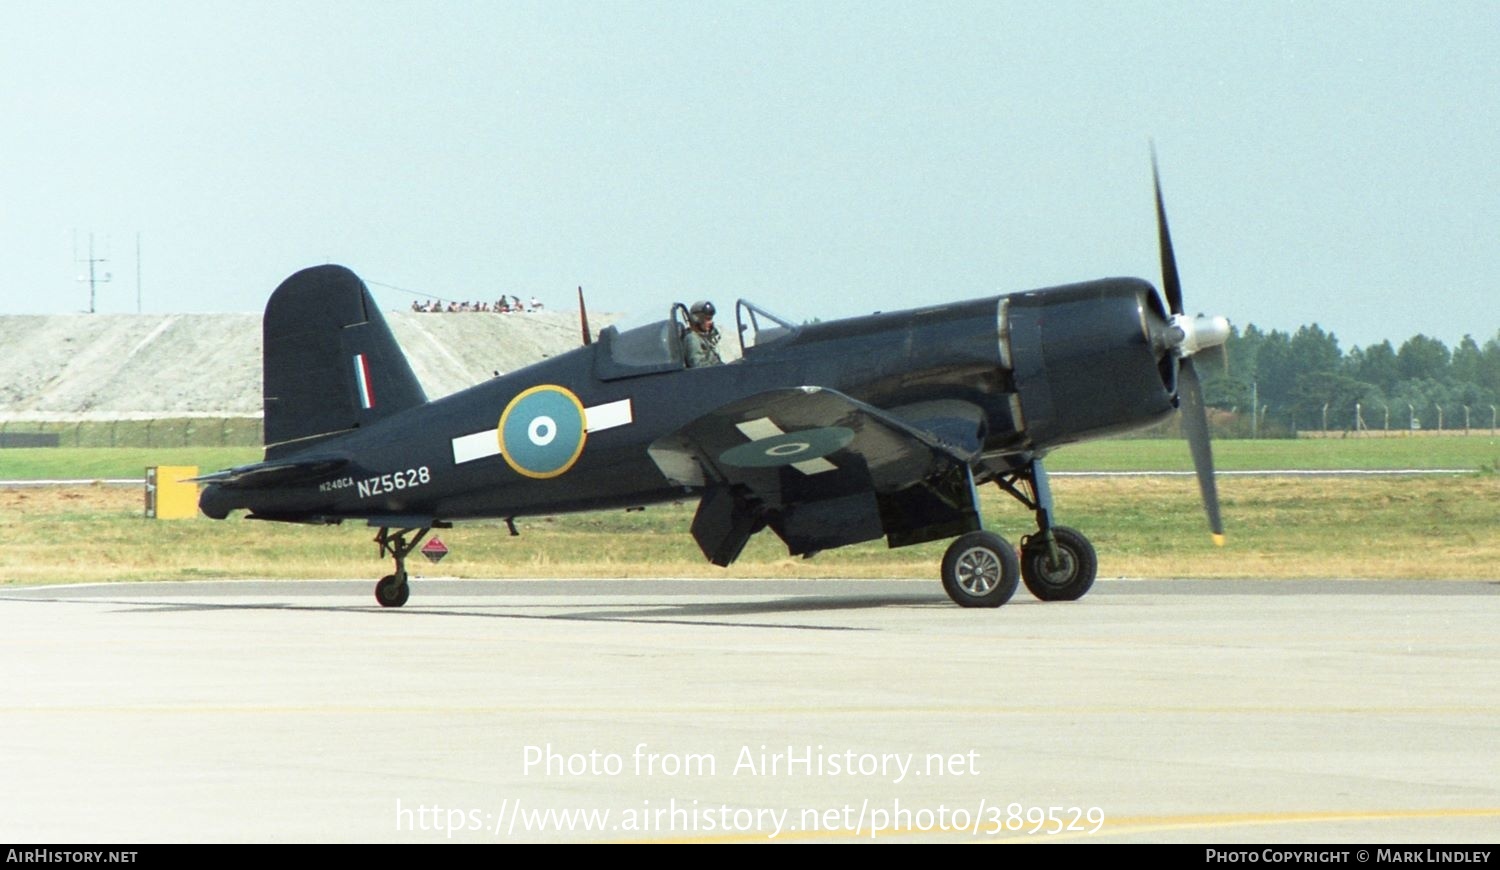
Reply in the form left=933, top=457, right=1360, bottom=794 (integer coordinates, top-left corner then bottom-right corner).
left=2, top=577, right=1498, bottom=844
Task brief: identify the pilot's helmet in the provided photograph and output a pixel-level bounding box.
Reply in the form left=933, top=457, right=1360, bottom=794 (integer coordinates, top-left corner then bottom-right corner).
left=689, top=300, right=715, bottom=324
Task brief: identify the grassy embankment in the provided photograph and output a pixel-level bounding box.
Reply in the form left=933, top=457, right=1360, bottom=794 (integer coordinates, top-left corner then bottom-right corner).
left=1, top=436, right=1496, bottom=585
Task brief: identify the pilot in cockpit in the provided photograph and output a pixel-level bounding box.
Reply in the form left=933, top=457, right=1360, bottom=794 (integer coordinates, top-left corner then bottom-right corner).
left=684, top=300, right=723, bottom=367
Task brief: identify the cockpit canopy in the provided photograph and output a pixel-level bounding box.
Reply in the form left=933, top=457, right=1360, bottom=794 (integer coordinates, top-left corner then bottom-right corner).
left=735, top=299, right=798, bottom=353
left=593, top=299, right=800, bottom=381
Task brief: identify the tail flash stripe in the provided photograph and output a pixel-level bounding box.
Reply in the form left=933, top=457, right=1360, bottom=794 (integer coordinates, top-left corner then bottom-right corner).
left=353, top=353, right=375, bottom=409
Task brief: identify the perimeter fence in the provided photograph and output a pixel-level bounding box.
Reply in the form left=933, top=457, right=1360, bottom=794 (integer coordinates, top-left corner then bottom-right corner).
left=0, top=417, right=263, bottom=449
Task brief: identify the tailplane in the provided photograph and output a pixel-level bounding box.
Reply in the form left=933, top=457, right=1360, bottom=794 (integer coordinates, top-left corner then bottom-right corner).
left=262, top=265, right=426, bottom=458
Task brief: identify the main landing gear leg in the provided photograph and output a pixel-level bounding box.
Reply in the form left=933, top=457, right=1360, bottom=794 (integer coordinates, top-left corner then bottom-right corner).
left=995, top=458, right=1098, bottom=602
left=373, top=526, right=430, bottom=608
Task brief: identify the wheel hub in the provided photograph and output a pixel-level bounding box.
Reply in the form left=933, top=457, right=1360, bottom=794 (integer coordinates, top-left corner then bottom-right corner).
left=955, top=547, right=1003, bottom=595
left=1034, top=549, right=1077, bottom=585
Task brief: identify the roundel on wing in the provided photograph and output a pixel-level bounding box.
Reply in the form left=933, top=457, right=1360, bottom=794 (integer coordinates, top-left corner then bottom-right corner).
left=498, top=385, right=588, bottom=479
left=719, top=426, right=854, bottom=468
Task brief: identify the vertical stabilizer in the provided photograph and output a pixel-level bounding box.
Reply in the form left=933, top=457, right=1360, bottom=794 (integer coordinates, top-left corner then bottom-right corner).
left=262, top=265, right=426, bottom=458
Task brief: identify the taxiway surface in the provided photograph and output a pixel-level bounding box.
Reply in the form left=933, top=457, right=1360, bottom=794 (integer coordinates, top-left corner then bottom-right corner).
left=3, top=578, right=1497, bottom=843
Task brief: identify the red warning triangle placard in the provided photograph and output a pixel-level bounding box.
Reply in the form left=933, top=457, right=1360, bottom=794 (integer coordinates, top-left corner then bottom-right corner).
left=421, top=537, right=449, bottom=564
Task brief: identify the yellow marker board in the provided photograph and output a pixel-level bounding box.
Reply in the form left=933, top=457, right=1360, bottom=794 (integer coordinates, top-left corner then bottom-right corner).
left=145, top=466, right=199, bottom=519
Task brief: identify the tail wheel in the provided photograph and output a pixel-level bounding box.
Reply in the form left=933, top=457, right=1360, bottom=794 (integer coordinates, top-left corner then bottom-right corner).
left=375, top=573, right=410, bottom=608
left=1020, top=526, right=1097, bottom=601
left=941, top=531, right=1020, bottom=608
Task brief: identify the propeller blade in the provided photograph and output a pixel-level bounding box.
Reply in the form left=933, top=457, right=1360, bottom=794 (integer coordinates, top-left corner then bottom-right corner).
left=1152, top=150, right=1185, bottom=317
left=578, top=286, right=592, bottom=346
left=1178, top=356, right=1225, bottom=544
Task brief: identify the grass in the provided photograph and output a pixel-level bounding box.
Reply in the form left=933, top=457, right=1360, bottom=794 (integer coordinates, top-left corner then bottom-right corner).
left=1046, top=435, right=1500, bottom=472
left=3, top=435, right=1496, bottom=586
left=1, top=434, right=1497, bottom=481
left=0, top=447, right=260, bottom=480
left=3, top=473, right=1496, bottom=585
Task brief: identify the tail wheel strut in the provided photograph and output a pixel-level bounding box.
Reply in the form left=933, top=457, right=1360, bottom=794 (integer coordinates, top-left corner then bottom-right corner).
left=373, top=526, right=430, bottom=608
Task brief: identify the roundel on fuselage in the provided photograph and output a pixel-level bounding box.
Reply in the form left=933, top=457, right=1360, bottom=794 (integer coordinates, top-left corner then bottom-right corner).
left=498, top=385, right=587, bottom=479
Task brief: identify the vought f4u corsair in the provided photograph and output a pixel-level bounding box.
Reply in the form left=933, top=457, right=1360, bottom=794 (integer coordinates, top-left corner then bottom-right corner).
left=199, top=163, right=1230, bottom=608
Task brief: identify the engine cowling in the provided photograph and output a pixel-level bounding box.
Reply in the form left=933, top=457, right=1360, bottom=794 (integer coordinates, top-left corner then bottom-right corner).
left=1005, top=277, right=1178, bottom=448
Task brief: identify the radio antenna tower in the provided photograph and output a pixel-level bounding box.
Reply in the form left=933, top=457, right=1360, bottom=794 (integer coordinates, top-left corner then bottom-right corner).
left=75, top=232, right=112, bottom=314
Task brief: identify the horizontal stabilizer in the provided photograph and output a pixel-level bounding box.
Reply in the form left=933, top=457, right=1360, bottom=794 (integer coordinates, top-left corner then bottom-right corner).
left=191, top=457, right=348, bottom=489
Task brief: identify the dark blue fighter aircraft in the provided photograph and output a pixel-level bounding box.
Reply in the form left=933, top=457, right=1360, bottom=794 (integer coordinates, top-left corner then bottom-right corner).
left=198, top=164, right=1229, bottom=609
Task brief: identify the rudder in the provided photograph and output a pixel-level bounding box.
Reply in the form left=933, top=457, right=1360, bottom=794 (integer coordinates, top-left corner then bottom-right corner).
left=262, top=265, right=426, bottom=458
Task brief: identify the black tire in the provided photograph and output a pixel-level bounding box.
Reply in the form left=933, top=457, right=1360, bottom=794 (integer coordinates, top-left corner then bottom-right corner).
left=1020, top=526, right=1097, bottom=601
left=375, top=572, right=410, bottom=608
left=940, top=531, right=1020, bottom=608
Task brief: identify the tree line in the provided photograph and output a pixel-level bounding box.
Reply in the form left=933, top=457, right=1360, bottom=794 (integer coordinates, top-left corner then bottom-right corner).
left=1200, top=325, right=1500, bottom=436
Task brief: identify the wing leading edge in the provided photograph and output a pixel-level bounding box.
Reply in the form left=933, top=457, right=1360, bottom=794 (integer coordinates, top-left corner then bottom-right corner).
left=650, top=387, right=986, bottom=566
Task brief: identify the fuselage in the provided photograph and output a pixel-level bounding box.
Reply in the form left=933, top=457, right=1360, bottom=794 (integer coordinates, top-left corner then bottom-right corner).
left=200, top=276, right=1179, bottom=524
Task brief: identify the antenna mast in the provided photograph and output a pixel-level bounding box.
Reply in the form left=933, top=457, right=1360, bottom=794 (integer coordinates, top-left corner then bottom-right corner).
left=76, top=233, right=112, bottom=314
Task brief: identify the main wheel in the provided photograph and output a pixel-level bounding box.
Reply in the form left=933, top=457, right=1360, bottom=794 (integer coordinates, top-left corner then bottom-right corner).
left=375, top=572, right=410, bottom=608
left=1020, top=526, right=1097, bottom=601
left=941, top=531, right=1020, bottom=608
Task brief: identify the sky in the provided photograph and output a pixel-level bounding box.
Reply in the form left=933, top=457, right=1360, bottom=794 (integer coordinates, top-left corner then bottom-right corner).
left=2, top=1, right=1496, bottom=350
